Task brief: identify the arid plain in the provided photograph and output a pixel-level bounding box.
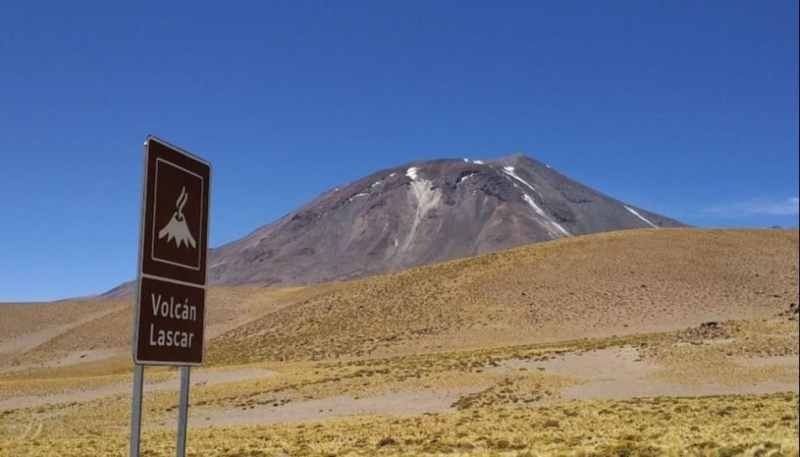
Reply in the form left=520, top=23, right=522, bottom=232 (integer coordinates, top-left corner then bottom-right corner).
left=1, top=228, right=798, bottom=456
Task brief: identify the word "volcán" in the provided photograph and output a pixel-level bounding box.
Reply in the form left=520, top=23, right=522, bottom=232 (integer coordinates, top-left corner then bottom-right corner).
left=151, top=293, right=198, bottom=321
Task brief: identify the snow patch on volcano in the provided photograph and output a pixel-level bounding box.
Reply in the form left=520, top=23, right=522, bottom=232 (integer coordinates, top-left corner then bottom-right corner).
left=522, top=194, right=571, bottom=238
left=625, top=206, right=659, bottom=228
left=502, top=166, right=542, bottom=199
left=402, top=178, right=441, bottom=251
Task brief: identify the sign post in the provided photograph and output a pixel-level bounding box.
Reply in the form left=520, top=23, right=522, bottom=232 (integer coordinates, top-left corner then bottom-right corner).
left=130, top=136, right=211, bottom=457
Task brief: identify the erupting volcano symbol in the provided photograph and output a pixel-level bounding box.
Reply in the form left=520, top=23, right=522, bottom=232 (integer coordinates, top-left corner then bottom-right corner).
left=158, top=187, right=196, bottom=249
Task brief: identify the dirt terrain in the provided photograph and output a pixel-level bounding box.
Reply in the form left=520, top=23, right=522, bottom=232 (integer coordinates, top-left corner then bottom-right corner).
left=0, top=228, right=797, bottom=456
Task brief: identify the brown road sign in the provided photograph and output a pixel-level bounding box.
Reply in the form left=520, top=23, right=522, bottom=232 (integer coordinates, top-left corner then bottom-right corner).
left=134, top=136, right=211, bottom=366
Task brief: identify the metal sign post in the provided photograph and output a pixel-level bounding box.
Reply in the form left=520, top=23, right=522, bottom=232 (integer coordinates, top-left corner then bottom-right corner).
left=129, top=136, right=211, bottom=457
left=176, top=366, right=191, bottom=456
left=129, top=364, right=144, bottom=457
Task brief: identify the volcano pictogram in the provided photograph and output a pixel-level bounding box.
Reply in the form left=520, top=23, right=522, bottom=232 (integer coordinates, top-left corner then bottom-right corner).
left=158, top=187, right=197, bottom=249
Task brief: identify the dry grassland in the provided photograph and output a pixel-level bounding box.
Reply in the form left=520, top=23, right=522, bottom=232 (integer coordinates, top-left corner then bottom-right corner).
left=1, top=318, right=797, bottom=456
left=209, top=229, right=798, bottom=364
left=2, top=393, right=798, bottom=456
left=0, top=229, right=798, bottom=456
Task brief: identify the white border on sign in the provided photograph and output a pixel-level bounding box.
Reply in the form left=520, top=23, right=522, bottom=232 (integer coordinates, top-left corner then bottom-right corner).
left=132, top=140, right=149, bottom=365
left=150, top=158, right=205, bottom=271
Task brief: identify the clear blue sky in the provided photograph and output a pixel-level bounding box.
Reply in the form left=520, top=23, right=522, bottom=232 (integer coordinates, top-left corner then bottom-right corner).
left=1, top=1, right=797, bottom=302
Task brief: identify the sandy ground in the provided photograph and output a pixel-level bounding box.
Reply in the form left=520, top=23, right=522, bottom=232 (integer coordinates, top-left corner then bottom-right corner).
left=0, top=368, right=275, bottom=410
left=522, top=347, right=799, bottom=401
left=2, top=346, right=796, bottom=429
left=164, top=347, right=798, bottom=428
left=734, top=354, right=799, bottom=368
left=175, top=388, right=481, bottom=429
left=0, top=349, right=124, bottom=374
left=4, top=345, right=796, bottom=422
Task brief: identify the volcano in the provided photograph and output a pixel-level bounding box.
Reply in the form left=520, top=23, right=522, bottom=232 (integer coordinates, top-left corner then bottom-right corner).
left=101, top=153, right=684, bottom=299
left=157, top=187, right=197, bottom=249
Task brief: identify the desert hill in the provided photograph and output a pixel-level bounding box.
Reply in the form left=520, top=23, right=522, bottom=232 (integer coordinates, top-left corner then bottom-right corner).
left=2, top=228, right=796, bottom=370
left=208, top=228, right=798, bottom=363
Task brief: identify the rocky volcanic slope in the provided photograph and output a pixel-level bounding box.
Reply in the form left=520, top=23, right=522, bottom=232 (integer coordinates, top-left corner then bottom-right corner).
left=102, top=154, right=682, bottom=298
